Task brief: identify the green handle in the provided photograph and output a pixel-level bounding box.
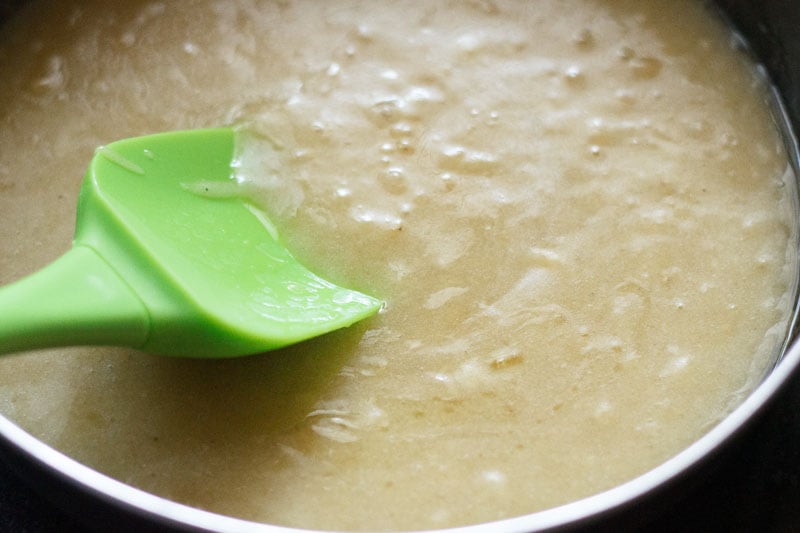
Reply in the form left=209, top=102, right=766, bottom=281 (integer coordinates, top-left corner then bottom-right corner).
left=0, top=245, right=149, bottom=355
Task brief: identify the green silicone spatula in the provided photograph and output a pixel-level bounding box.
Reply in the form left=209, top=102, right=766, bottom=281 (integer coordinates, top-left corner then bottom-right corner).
left=0, top=128, right=382, bottom=357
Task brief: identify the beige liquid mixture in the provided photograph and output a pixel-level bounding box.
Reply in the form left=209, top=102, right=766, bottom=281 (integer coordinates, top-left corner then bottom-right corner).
left=0, top=0, right=797, bottom=531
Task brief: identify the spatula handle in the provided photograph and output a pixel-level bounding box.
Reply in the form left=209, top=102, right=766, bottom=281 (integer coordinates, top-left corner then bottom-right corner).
left=0, top=246, right=149, bottom=355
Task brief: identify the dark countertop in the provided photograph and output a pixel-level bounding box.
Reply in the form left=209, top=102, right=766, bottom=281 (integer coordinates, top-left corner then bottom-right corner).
left=0, top=374, right=798, bottom=532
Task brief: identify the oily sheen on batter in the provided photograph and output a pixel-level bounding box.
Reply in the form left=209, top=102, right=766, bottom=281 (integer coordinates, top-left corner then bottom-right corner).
left=0, top=0, right=796, bottom=530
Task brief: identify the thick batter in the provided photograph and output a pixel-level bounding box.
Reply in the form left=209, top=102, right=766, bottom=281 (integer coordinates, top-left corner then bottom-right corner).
left=0, top=0, right=796, bottom=530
